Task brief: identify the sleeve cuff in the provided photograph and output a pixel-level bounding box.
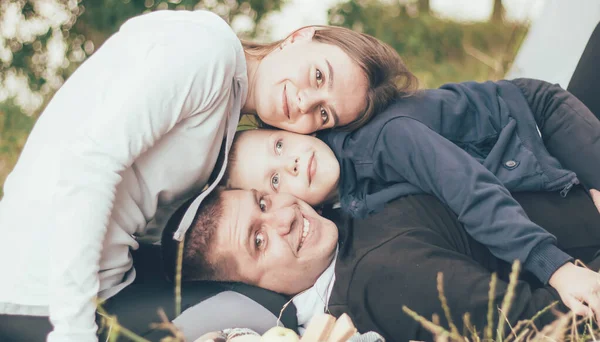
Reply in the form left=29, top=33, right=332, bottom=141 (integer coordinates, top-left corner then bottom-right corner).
left=524, top=242, right=573, bottom=284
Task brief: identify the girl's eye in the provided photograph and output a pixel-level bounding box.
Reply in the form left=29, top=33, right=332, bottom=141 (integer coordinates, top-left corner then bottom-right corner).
left=316, top=69, right=323, bottom=86
left=259, top=198, right=267, bottom=212
left=271, top=173, right=280, bottom=191
left=255, top=232, right=266, bottom=250
left=320, top=107, right=329, bottom=124
left=275, top=140, right=283, bottom=155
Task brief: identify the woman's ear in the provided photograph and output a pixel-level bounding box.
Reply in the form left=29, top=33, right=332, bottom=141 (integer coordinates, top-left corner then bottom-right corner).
left=284, top=27, right=316, bottom=47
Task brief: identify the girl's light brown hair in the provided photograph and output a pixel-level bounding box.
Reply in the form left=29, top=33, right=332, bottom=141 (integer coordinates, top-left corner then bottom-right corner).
left=242, top=25, right=418, bottom=131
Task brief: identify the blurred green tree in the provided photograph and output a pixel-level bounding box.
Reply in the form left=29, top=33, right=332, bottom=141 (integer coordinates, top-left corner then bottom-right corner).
left=417, top=0, right=430, bottom=15
left=328, top=0, right=526, bottom=88
left=0, top=0, right=286, bottom=115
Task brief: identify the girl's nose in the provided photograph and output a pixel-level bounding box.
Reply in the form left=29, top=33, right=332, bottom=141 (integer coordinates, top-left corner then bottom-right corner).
left=285, top=157, right=299, bottom=176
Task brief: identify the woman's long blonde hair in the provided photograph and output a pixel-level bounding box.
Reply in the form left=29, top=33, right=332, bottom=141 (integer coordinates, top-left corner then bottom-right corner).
left=242, top=25, right=418, bottom=131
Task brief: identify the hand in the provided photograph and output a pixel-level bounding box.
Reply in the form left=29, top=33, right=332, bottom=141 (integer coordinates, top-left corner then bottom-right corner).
left=548, top=262, right=600, bottom=322
left=591, top=189, right=600, bottom=214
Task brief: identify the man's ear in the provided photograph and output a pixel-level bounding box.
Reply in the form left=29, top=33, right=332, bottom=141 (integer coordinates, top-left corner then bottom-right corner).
left=285, top=27, right=316, bottom=46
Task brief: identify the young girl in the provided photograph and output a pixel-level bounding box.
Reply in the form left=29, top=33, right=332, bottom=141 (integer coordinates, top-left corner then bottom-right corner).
left=0, top=9, right=414, bottom=340
left=224, top=78, right=600, bottom=320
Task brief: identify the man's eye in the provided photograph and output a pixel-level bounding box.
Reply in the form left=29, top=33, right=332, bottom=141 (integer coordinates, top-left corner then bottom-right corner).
left=320, top=107, right=329, bottom=124
left=316, top=69, right=323, bottom=85
left=271, top=173, right=280, bottom=191
left=255, top=232, right=266, bottom=250
left=259, top=198, right=267, bottom=212
left=275, top=140, right=283, bottom=154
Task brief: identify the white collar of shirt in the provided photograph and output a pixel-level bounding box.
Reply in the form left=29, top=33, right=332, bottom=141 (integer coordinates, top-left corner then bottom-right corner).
left=292, top=245, right=339, bottom=331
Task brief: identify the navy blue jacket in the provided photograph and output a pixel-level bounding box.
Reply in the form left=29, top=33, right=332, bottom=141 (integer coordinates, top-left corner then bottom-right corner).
left=320, top=80, right=579, bottom=284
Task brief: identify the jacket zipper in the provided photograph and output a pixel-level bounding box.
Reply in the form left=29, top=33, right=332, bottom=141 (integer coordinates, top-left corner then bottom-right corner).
left=560, top=178, right=579, bottom=198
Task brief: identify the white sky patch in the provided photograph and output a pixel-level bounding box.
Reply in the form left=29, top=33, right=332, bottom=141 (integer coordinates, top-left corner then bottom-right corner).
left=268, top=0, right=545, bottom=40
left=266, top=0, right=345, bottom=39
left=432, top=0, right=545, bottom=22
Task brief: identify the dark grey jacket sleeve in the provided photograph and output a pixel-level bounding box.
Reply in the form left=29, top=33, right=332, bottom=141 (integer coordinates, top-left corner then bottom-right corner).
left=372, top=117, right=572, bottom=283
left=352, top=233, right=565, bottom=342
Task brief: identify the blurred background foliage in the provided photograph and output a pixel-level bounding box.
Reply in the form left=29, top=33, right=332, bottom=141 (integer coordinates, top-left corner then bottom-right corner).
left=0, top=0, right=527, bottom=196
left=328, top=0, right=526, bottom=88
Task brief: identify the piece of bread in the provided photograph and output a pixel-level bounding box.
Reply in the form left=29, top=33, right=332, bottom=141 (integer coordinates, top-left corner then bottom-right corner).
left=300, top=314, right=336, bottom=342
left=327, top=314, right=357, bottom=342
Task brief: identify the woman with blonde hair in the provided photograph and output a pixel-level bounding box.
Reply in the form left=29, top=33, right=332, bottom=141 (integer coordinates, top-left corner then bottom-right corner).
left=0, top=9, right=415, bottom=341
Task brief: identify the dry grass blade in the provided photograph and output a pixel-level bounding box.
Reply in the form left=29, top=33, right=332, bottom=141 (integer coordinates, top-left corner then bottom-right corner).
left=175, top=237, right=184, bottom=317
left=498, top=308, right=517, bottom=342
left=574, top=259, right=589, bottom=269
left=462, top=313, right=470, bottom=338
left=463, top=43, right=503, bottom=75
left=463, top=312, right=480, bottom=342
left=570, top=311, right=579, bottom=342
left=486, top=273, right=498, bottom=341
left=497, top=261, right=521, bottom=342
left=530, top=311, right=571, bottom=342
left=527, top=302, right=559, bottom=329
left=403, top=305, right=462, bottom=341
left=513, top=328, right=530, bottom=342
left=505, top=320, right=529, bottom=342
left=97, top=304, right=151, bottom=342
left=574, top=315, right=595, bottom=342
left=437, top=272, right=461, bottom=337
left=436, top=333, right=450, bottom=342
left=149, top=308, right=186, bottom=342
left=108, top=324, right=120, bottom=342
left=587, top=322, right=597, bottom=342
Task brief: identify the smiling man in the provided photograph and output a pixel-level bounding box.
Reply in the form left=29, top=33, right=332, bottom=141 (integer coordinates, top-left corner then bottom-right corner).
left=164, top=188, right=339, bottom=296
left=162, top=187, right=600, bottom=341
left=209, top=188, right=337, bottom=296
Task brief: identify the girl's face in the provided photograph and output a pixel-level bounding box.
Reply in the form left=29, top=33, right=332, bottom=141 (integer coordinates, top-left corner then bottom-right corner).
left=227, top=129, right=340, bottom=206
left=248, top=28, right=369, bottom=134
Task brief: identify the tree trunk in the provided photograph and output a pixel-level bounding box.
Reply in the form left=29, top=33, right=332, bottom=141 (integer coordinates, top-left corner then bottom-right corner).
left=418, top=0, right=430, bottom=15
left=491, top=0, right=505, bottom=22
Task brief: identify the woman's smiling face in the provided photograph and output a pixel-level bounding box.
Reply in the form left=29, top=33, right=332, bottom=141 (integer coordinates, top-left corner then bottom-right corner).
left=250, top=27, right=369, bottom=134
left=227, top=129, right=340, bottom=206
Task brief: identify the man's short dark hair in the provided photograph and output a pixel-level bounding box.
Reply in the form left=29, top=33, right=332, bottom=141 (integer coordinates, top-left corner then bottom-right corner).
left=161, top=187, right=236, bottom=282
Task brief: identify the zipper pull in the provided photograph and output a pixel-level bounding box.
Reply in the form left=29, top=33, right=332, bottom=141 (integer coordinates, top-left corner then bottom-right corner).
left=560, top=182, right=575, bottom=198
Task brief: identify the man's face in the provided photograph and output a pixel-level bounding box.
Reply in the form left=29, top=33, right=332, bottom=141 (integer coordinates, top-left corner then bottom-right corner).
left=211, top=189, right=338, bottom=295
